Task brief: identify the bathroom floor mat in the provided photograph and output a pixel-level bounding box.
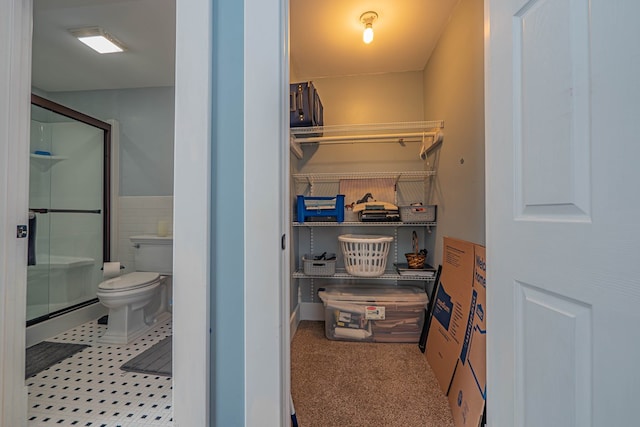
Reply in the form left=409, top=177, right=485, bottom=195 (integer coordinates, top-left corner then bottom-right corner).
left=25, top=341, right=88, bottom=379
left=120, top=335, right=172, bottom=376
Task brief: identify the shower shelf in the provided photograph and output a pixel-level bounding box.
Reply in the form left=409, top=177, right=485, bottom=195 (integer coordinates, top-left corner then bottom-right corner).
left=30, top=153, right=68, bottom=170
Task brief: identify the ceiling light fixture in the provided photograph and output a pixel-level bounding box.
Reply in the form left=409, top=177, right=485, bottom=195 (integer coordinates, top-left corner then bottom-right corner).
left=69, top=27, right=127, bottom=54
left=360, top=11, right=378, bottom=44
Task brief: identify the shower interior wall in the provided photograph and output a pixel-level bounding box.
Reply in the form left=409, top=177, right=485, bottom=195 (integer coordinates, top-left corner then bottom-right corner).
left=28, top=118, right=104, bottom=313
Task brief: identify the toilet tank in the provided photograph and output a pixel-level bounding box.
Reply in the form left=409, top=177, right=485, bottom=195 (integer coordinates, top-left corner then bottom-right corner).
left=130, top=235, right=173, bottom=275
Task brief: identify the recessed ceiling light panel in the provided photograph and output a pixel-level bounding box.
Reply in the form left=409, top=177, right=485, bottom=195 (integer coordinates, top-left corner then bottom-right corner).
left=69, top=26, right=127, bottom=54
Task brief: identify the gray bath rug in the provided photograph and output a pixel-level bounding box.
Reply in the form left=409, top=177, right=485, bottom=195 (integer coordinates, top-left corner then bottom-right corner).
left=25, top=341, right=88, bottom=379
left=121, top=335, right=172, bottom=377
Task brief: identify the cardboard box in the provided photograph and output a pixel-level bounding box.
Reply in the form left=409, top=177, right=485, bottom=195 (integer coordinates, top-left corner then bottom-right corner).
left=426, top=237, right=476, bottom=394
left=448, top=245, right=486, bottom=427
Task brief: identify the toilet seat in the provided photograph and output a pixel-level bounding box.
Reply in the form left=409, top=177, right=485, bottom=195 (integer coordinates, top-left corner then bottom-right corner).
left=98, top=272, right=161, bottom=293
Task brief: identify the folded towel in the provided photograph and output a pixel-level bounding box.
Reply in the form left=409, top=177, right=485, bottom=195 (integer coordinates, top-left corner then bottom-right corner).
left=28, top=212, right=36, bottom=266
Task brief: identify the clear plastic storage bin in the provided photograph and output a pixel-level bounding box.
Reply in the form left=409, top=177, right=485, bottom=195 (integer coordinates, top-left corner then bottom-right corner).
left=318, top=285, right=429, bottom=343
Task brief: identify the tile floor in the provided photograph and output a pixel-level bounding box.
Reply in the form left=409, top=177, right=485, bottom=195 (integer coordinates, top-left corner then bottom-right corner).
left=27, top=317, right=173, bottom=427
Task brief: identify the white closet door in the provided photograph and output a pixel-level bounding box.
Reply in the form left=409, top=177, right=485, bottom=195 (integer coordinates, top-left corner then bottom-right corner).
left=0, top=0, right=31, bottom=425
left=486, top=0, right=640, bottom=426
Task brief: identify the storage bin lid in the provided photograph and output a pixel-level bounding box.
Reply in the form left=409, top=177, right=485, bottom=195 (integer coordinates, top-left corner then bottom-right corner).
left=318, top=285, right=427, bottom=304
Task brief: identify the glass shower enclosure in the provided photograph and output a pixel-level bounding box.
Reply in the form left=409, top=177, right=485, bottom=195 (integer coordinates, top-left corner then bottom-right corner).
left=27, top=94, right=111, bottom=325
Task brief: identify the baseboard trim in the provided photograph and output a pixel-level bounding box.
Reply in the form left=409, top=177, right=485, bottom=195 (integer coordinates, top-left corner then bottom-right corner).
left=299, top=302, right=324, bottom=321
left=289, top=305, right=300, bottom=342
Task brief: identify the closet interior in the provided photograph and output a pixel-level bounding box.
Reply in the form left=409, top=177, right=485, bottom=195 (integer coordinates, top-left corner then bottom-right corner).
left=287, top=0, right=485, bottom=424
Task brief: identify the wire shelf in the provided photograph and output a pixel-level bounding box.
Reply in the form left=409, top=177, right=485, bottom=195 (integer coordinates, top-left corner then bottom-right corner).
left=292, top=170, right=435, bottom=184
left=292, top=269, right=435, bottom=282
left=290, top=120, right=444, bottom=139
left=293, top=221, right=436, bottom=227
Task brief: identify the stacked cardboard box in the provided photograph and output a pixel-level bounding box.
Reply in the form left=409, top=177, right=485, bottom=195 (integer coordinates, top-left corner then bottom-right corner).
left=426, top=237, right=486, bottom=427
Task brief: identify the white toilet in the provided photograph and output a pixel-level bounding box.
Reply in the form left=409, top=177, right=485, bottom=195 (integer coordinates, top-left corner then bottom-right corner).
left=97, top=235, right=173, bottom=344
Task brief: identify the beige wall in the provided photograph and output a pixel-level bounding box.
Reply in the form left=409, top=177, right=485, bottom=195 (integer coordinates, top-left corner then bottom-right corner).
left=292, top=71, right=427, bottom=175
left=423, top=0, right=485, bottom=263
left=290, top=64, right=299, bottom=84
left=305, top=71, right=424, bottom=125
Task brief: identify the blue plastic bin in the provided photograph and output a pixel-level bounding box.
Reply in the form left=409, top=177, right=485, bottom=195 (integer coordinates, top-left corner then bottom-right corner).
left=296, top=195, right=345, bottom=223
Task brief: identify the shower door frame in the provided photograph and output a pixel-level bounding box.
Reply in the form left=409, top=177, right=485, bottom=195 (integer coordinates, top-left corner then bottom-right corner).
left=28, top=94, right=111, bottom=325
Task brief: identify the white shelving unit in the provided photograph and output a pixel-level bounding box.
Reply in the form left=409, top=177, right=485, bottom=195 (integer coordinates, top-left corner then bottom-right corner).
left=293, top=221, right=438, bottom=321
left=290, top=120, right=444, bottom=159
left=291, top=121, right=444, bottom=320
left=293, top=222, right=437, bottom=281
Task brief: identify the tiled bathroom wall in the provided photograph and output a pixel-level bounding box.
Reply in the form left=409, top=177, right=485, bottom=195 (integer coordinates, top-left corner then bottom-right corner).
left=117, top=196, right=173, bottom=274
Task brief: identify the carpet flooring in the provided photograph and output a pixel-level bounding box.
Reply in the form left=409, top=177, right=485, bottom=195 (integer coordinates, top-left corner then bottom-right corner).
left=291, top=321, right=454, bottom=427
left=120, top=335, right=172, bottom=376
left=25, top=341, right=88, bottom=379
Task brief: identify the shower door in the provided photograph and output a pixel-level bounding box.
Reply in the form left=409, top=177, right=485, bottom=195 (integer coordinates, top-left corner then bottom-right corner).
left=27, top=95, right=111, bottom=325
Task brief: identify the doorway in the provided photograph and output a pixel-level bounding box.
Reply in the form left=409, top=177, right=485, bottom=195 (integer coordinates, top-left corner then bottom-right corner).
left=23, top=0, right=177, bottom=425
left=287, top=0, right=485, bottom=423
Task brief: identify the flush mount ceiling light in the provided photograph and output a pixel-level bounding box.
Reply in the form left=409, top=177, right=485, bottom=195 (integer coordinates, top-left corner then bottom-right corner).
left=360, top=11, right=378, bottom=44
left=69, top=26, right=127, bottom=54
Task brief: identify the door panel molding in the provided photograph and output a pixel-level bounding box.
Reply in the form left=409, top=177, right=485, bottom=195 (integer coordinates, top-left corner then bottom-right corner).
left=515, top=281, right=592, bottom=427
left=513, top=0, right=591, bottom=222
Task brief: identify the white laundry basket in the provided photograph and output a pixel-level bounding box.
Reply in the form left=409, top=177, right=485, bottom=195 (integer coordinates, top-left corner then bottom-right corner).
left=338, top=234, right=394, bottom=277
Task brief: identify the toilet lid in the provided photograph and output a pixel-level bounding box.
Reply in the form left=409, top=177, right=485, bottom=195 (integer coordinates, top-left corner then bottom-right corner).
left=99, top=272, right=161, bottom=292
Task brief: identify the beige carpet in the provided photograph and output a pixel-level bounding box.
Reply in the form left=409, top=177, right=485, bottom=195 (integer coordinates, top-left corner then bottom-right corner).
left=291, top=321, right=454, bottom=427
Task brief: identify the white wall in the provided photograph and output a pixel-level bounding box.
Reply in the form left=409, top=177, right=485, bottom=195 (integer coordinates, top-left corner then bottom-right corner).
left=423, top=0, right=485, bottom=262
left=116, top=196, right=173, bottom=271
